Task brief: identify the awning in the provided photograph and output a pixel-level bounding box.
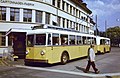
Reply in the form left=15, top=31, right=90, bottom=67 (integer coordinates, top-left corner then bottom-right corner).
left=6, top=28, right=31, bottom=36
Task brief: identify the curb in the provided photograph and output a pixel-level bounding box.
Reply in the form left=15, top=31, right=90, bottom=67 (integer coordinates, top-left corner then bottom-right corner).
left=14, top=65, right=120, bottom=78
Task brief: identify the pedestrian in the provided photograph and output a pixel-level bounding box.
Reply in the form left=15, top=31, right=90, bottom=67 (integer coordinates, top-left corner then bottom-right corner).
left=84, top=44, right=100, bottom=74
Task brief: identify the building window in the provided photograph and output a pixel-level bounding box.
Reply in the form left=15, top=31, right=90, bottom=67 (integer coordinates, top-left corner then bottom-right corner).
left=57, top=16, right=61, bottom=26
left=0, top=32, right=6, bottom=46
left=84, top=25, right=85, bottom=33
left=67, top=19, right=69, bottom=28
left=23, top=9, right=32, bottom=22
left=70, top=5, right=72, bottom=14
left=81, top=25, right=83, bottom=32
left=66, top=3, right=69, bottom=12
left=81, top=16, right=84, bottom=20
left=62, top=1, right=65, bottom=10
left=84, top=17, right=86, bottom=21
left=52, top=0, right=55, bottom=6
left=76, top=23, right=78, bottom=31
left=62, top=18, right=65, bottom=28
left=57, top=0, right=61, bottom=8
left=91, top=25, right=94, bottom=30
left=45, top=13, right=50, bottom=24
left=73, top=7, right=75, bottom=16
left=70, top=21, right=72, bottom=29
left=0, top=7, right=6, bottom=21
left=86, top=17, right=88, bottom=22
left=79, top=24, right=81, bottom=32
left=73, top=22, right=75, bottom=30
left=86, top=27, right=89, bottom=33
left=84, top=26, right=86, bottom=33
left=36, top=11, right=42, bottom=23
left=76, top=9, right=78, bottom=17
left=79, top=11, right=81, bottom=18
left=10, top=8, right=19, bottom=21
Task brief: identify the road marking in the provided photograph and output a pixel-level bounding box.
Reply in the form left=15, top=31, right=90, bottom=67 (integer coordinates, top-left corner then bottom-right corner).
left=15, top=65, right=120, bottom=77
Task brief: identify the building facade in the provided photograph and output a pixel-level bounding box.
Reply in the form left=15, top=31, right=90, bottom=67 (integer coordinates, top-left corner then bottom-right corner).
left=0, top=0, right=95, bottom=56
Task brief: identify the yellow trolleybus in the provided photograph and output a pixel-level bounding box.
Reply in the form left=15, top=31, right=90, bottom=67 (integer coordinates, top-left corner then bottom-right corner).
left=96, top=36, right=111, bottom=54
left=25, top=25, right=97, bottom=64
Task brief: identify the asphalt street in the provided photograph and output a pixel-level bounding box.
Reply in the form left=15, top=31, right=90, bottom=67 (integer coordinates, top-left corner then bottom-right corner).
left=0, top=47, right=120, bottom=78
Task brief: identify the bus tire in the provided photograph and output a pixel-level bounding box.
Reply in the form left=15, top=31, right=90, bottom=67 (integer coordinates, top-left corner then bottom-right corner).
left=97, top=51, right=101, bottom=54
left=108, top=47, right=111, bottom=53
left=61, top=52, right=69, bottom=65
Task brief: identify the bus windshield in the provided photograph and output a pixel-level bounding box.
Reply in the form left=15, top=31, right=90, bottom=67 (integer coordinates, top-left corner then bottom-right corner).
left=27, top=35, right=34, bottom=47
left=35, top=34, right=46, bottom=45
left=27, top=34, right=46, bottom=46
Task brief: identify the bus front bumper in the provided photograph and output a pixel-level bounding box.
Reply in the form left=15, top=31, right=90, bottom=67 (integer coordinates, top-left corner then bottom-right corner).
left=24, top=59, right=48, bottom=64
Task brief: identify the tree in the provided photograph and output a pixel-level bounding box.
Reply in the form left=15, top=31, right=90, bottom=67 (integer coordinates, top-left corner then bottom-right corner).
left=106, top=26, right=120, bottom=46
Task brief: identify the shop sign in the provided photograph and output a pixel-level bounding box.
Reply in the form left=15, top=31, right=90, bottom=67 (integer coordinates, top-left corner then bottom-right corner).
left=0, top=0, right=34, bottom=6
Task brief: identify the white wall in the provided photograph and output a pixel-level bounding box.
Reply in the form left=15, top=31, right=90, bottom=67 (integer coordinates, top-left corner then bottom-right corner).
left=0, top=23, right=38, bottom=31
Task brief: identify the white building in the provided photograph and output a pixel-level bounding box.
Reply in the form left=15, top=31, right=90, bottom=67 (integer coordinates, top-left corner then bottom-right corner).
left=0, top=0, right=95, bottom=57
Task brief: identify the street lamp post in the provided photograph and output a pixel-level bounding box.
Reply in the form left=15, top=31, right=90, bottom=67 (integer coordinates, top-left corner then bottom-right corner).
left=105, top=20, right=107, bottom=37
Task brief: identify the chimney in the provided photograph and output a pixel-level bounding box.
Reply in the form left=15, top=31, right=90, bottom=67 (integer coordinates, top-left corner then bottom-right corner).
left=82, top=3, right=87, bottom=7
left=78, top=0, right=83, bottom=3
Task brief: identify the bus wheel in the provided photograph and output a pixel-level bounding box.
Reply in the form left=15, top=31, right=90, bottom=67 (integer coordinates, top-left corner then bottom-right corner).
left=61, top=52, right=69, bottom=65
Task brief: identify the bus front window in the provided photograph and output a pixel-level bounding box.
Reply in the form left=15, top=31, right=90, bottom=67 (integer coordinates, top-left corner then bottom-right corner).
left=27, top=35, right=34, bottom=47
left=35, top=34, right=46, bottom=45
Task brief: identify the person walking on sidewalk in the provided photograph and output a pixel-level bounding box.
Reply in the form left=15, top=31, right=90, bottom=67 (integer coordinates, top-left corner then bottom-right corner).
left=84, top=44, right=100, bottom=74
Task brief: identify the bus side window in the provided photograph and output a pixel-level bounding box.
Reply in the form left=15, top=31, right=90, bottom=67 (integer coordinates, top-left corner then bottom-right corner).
left=82, top=36, right=87, bottom=45
left=27, top=35, right=34, bottom=47
left=36, top=34, right=46, bottom=45
left=52, top=33, right=59, bottom=45
left=61, top=34, right=68, bottom=45
left=100, top=39, right=102, bottom=45
left=77, top=36, right=82, bottom=45
left=69, top=35, right=75, bottom=45
left=106, top=40, right=109, bottom=45
left=107, top=40, right=110, bottom=45
left=87, top=37, right=91, bottom=45
left=94, top=38, right=96, bottom=45
left=48, top=34, right=51, bottom=45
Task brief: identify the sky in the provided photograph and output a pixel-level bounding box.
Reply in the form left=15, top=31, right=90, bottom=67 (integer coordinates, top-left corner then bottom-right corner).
left=83, top=0, right=120, bottom=31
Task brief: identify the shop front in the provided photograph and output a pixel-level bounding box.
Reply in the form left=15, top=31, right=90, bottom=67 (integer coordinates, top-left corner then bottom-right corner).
left=6, top=29, right=27, bottom=59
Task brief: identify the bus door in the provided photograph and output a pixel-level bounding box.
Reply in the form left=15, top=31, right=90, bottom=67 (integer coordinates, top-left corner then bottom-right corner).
left=9, top=32, right=26, bottom=59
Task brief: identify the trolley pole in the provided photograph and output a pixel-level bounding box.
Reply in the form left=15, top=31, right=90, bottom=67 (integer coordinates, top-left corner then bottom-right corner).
left=105, top=20, right=107, bottom=37
left=95, top=15, right=97, bottom=36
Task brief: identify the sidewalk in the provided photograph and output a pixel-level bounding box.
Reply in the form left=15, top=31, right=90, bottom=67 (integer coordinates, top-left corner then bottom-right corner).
left=0, top=58, right=24, bottom=66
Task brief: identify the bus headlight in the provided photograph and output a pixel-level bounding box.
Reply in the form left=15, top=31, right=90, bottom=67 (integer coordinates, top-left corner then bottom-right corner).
left=40, top=50, right=45, bottom=55
left=26, top=50, right=29, bottom=55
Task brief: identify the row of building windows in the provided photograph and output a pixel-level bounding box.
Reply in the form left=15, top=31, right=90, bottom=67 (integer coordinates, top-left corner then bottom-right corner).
left=52, top=0, right=89, bottom=22
left=57, top=16, right=90, bottom=33
left=0, top=6, right=93, bottom=33
left=0, top=6, right=50, bottom=24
